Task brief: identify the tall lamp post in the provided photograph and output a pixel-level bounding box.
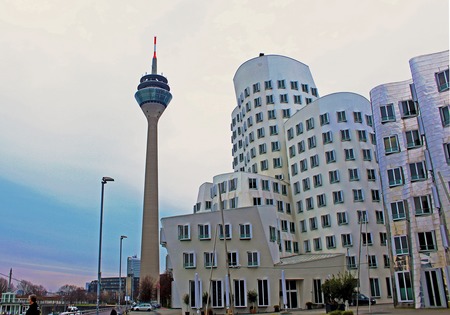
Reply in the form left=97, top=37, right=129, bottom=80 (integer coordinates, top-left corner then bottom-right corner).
left=97, top=176, right=114, bottom=315
left=118, top=235, right=127, bottom=307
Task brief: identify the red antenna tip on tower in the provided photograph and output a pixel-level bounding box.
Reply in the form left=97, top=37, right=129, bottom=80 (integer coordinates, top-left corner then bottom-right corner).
left=153, top=36, right=157, bottom=59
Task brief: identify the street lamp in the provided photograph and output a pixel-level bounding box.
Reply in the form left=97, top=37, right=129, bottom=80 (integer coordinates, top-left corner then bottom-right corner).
left=119, top=235, right=127, bottom=307
left=97, top=176, right=114, bottom=315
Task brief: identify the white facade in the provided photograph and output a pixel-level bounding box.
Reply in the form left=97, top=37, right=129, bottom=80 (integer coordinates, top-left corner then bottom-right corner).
left=162, top=54, right=393, bottom=312
left=370, top=50, right=450, bottom=308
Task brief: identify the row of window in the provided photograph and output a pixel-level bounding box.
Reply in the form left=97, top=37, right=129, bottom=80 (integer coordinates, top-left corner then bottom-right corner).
left=300, top=210, right=385, bottom=232
left=178, top=223, right=252, bottom=241
left=387, top=163, right=428, bottom=187
left=389, top=196, right=433, bottom=219
left=182, top=250, right=261, bottom=270
left=291, top=111, right=373, bottom=134
left=239, top=80, right=317, bottom=101
left=301, top=231, right=386, bottom=252
left=393, top=231, right=438, bottom=255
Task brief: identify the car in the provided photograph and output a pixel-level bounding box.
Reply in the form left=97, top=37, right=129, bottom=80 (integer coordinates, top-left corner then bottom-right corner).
left=150, top=301, right=161, bottom=309
left=60, top=307, right=80, bottom=315
left=350, top=293, right=376, bottom=306
left=131, top=303, right=154, bottom=311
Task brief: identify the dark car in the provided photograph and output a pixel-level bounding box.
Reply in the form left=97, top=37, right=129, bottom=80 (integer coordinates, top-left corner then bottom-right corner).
left=350, top=293, right=376, bottom=306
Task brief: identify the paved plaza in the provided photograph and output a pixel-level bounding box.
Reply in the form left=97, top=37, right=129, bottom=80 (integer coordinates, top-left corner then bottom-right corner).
left=136, top=304, right=449, bottom=315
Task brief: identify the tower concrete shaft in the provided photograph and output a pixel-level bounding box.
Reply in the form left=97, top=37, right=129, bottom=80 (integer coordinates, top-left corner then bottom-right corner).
left=134, top=37, right=172, bottom=284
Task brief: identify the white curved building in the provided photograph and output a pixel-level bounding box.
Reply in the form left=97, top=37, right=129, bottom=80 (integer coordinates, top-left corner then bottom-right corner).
left=161, top=54, right=394, bottom=312
left=370, top=50, right=449, bottom=308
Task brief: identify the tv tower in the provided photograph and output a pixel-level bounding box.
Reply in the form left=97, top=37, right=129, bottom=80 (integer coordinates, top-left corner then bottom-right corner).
left=134, top=36, right=172, bottom=283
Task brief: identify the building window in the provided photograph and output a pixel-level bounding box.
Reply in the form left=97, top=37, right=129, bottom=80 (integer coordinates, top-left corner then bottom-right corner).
left=367, top=169, right=376, bottom=181
left=269, top=125, right=278, bottom=135
left=313, top=238, right=322, bottom=251
left=228, top=251, right=239, bottom=268
left=380, top=232, right=387, bottom=246
left=361, top=232, right=373, bottom=246
left=380, top=104, right=395, bottom=123
left=289, top=145, right=296, bottom=158
left=247, top=251, right=259, bottom=267
left=183, top=252, right=195, bottom=268
left=341, top=234, right=353, bottom=247
left=341, top=129, right=351, bottom=141
left=321, top=214, right=331, bottom=228
left=306, top=117, right=314, bottom=130
left=298, top=140, right=305, bottom=154
left=349, top=168, right=359, bottom=181
left=293, top=241, right=299, bottom=253
left=376, top=211, right=385, bottom=224
left=306, top=198, right=314, bottom=211
left=366, top=114, right=373, bottom=126
left=354, top=111, right=363, bottom=123
left=326, top=236, right=336, bottom=249
left=358, top=130, right=367, bottom=142
left=313, top=174, right=323, bottom=187
left=394, top=235, right=409, bottom=255
left=198, top=224, right=211, bottom=240
left=277, top=79, right=286, bottom=89
left=436, top=69, right=449, bottom=92
left=296, top=122, right=303, bottom=135
left=256, top=112, right=263, bottom=123
left=269, top=226, right=277, bottom=242
left=290, top=81, right=299, bottom=90
left=439, top=105, right=450, bottom=127
left=257, top=127, right=265, bottom=138
left=304, top=240, right=311, bottom=252
left=293, top=95, right=302, bottom=104
left=293, top=181, right=301, bottom=195
left=344, top=148, right=355, bottom=161
left=418, top=231, right=437, bottom=251
left=395, top=271, right=413, bottom=302
left=400, top=100, right=418, bottom=118
left=284, top=240, right=292, bottom=252
left=357, top=210, right=368, bottom=224
left=252, top=82, right=260, bottom=93
left=387, top=167, right=404, bottom=187
left=370, top=278, right=381, bottom=297
left=329, top=170, right=340, bottom=184
left=322, top=131, right=333, bottom=144
left=211, top=280, right=223, bottom=307
left=320, top=113, right=330, bottom=125
left=219, top=224, right=232, bottom=240
left=337, top=111, right=347, bottom=122
left=414, top=195, right=432, bottom=215
left=273, top=157, right=282, bottom=168
left=271, top=141, right=281, bottom=152
left=204, top=251, right=217, bottom=268
left=391, top=200, right=406, bottom=220
left=233, top=279, right=246, bottom=307
left=282, top=109, right=291, bottom=118
left=264, top=80, right=272, bottom=90
left=317, top=194, right=326, bottom=207
left=371, top=190, right=381, bottom=202
left=384, top=135, right=400, bottom=154
left=266, top=95, right=274, bottom=105
left=240, top=223, right=252, bottom=239
left=287, top=127, right=294, bottom=140
left=325, top=150, right=336, bottom=163
left=310, top=154, right=319, bottom=168
left=337, top=212, right=348, bottom=225
left=249, top=178, right=257, bottom=189
left=280, top=94, right=288, bottom=103
left=277, top=200, right=284, bottom=212
left=302, top=178, right=311, bottom=191
left=291, top=163, right=298, bottom=175
left=257, top=279, right=269, bottom=306
left=253, top=197, right=261, bottom=205
left=362, top=149, right=372, bottom=161
left=368, top=256, right=378, bottom=269
left=347, top=256, right=357, bottom=269
left=178, top=224, right=190, bottom=240
left=268, top=109, right=276, bottom=120
left=301, top=83, right=309, bottom=93
left=260, top=159, right=268, bottom=170
left=308, top=136, right=317, bottom=149
left=409, top=161, right=427, bottom=181
left=311, top=87, right=318, bottom=97
left=386, top=277, right=392, bottom=297
left=406, top=130, right=422, bottom=149
left=384, top=255, right=390, bottom=268
left=333, top=190, right=344, bottom=204
left=229, top=178, right=238, bottom=191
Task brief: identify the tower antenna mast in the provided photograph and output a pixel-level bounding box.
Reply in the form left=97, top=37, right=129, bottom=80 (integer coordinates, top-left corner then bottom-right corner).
left=152, top=36, right=157, bottom=74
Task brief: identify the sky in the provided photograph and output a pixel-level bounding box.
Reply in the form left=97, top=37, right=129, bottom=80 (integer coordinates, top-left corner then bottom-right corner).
left=0, top=0, right=448, bottom=292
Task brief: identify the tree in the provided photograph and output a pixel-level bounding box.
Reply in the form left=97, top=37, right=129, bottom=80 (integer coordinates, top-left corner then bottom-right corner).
left=159, top=271, right=173, bottom=307
left=321, top=272, right=357, bottom=304
left=247, top=290, right=258, bottom=312
left=138, top=275, right=157, bottom=302
left=0, top=278, right=9, bottom=294
left=58, top=284, right=86, bottom=304
left=17, top=280, right=47, bottom=297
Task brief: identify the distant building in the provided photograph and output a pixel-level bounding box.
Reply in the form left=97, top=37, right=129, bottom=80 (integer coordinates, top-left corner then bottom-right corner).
left=370, top=50, right=450, bottom=308
left=161, top=54, right=391, bottom=312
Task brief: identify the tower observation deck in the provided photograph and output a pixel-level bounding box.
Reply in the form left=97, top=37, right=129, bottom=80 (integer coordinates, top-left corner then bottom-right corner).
left=134, top=37, right=172, bottom=288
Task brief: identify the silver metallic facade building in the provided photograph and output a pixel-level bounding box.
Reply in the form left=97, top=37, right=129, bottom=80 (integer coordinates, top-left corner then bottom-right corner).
left=370, top=50, right=450, bottom=308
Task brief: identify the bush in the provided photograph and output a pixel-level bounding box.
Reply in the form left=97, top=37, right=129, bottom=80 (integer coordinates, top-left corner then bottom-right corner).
left=342, top=311, right=354, bottom=315
left=329, top=311, right=342, bottom=315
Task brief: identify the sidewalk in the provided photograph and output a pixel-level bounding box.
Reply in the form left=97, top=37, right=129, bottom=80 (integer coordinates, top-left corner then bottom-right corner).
left=152, top=304, right=449, bottom=315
